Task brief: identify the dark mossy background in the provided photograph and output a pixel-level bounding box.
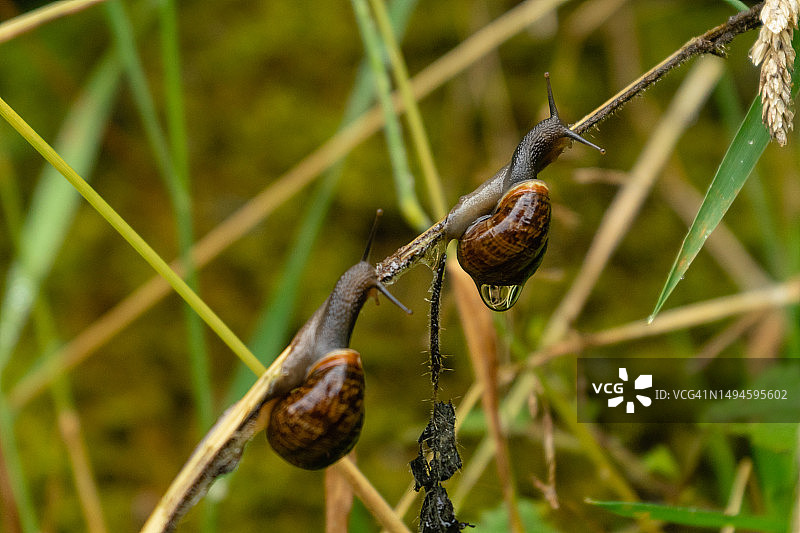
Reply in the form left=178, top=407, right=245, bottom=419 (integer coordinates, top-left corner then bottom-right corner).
left=1, top=0, right=799, bottom=532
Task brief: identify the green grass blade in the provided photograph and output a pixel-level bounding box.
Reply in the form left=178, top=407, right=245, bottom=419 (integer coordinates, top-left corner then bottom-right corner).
left=588, top=500, right=786, bottom=531
left=104, top=0, right=173, bottom=184
left=227, top=0, right=419, bottom=401
left=0, top=396, right=38, bottom=532
left=0, top=54, right=120, bottom=533
left=157, top=1, right=215, bottom=529
left=0, top=95, right=266, bottom=376
left=157, top=0, right=213, bottom=432
left=650, top=51, right=800, bottom=320
left=106, top=0, right=214, bottom=438
left=351, top=0, right=431, bottom=231
left=0, top=55, right=121, bottom=373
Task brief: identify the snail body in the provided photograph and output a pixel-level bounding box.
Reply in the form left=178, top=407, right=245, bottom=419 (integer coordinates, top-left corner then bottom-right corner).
left=265, top=220, right=410, bottom=470
left=445, top=73, right=603, bottom=310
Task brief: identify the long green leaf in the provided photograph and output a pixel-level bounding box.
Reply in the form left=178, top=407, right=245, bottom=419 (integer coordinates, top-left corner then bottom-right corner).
left=651, top=42, right=800, bottom=320
left=0, top=54, right=120, bottom=533
left=0, top=56, right=121, bottom=373
left=589, top=500, right=786, bottom=531
left=226, top=0, right=419, bottom=402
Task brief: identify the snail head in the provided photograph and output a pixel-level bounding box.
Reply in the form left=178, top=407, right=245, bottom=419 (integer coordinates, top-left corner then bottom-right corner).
left=505, top=73, right=604, bottom=190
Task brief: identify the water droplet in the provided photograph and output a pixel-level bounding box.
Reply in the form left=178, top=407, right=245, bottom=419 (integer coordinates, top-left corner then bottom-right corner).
left=748, top=140, right=754, bottom=145
left=478, top=284, right=523, bottom=311
left=421, top=238, right=448, bottom=270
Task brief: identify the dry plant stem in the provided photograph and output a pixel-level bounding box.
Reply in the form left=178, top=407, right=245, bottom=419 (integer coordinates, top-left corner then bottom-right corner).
left=449, top=260, right=523, bottom=533
left=696, top=311, right=767, bottom=360
left=57, top=409, right=108, bottom=533
left=331, top=459, right=412, bottom=533
left=720, top=458, right=752, bottom=533
left=139, top=347, right=289, bottom=533
left=530, top=399, right=559, bottom=510
left=543, top=56, right=725, bottom=346
left=0, top=0, right=106, bottom=44
left=452, top=57, right=726, bottom=514
left=10, top=0, right=564, bottom=409
left=377, top=3, right=764, bottom=285
left=0, top=443, right=20, bottom=532
left=454, top=277, right=800, bottom=509
left=571, top=2, right=762, bottom=134
left=325, top=463, right=354, bottom=533
left=526, top=277, right=800, bottom=369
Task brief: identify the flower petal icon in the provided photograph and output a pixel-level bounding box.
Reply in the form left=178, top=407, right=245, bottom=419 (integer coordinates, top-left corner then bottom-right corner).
left=635, top=374, right=652, bottom=389
left=608, top=396, right=624, bottom=408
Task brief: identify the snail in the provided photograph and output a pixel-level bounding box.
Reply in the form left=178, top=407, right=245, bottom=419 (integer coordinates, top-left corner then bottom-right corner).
left=139, top=214, right=410, bottom=532
left=267, top=349, right=365, bottom=469
left=443, top=73, right=604, bottom=310
left=265, top=213, right=411, bottom=470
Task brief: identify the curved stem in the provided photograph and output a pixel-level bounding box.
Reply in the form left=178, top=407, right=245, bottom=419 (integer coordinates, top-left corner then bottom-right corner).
left=375, top=2, right=763, bottom=286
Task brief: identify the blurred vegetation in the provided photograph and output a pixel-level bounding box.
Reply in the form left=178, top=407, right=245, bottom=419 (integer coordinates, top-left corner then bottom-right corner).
left=0, top=0, right=799, bottom=532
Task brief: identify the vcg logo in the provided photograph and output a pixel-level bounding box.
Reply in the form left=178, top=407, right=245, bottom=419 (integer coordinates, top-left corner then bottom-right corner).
left=591, top=368, right=653, bottom=414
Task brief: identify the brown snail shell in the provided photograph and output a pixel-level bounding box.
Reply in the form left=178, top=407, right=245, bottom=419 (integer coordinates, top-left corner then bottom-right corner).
left=456, top=179, right=550, bottom=288
left=267, top=349, right=364, bottom=470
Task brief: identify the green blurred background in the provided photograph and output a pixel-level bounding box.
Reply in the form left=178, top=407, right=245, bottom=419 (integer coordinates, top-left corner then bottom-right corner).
left=1, top=0, right=799, bottom=531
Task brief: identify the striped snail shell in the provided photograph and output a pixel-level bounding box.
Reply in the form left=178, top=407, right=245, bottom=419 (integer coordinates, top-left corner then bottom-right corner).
left=267, top=349, right=365, bottom=470
left=456, top=179, right=550, bottom=288
left=450, top=73, right=602, bottom=311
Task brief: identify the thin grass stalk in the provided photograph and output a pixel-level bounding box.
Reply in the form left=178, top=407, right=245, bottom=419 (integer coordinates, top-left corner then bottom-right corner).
left=156, top=0, right=213, bottom=429
left=9, top=0, right=562, bottom=407
left=157, top=2, right=215, bottom=530
left=0, top=94, right=266, bottom=375
left=720, top=458, right=752, bottom=533
left=0, top=397, right=37, bottom=533
left=106, top=0, right=215, bottom=437
left=367, top=0, right=448, bottom=219
left=0, top=0, right=106, bottom=44
left=103, top=0, right=172, bottom=187
left=0, top=141, right=108, bottom=533
left=351, top=0, right=431, bottom=231
left=449, top=261, right=524, bottom=533
left=332, top=459, right=412, bottom=533
left=0, top=148, right=38, bottom=533
left=52, top=375, right=109, bottom=533
left=227, top=0, right=419, bottom=403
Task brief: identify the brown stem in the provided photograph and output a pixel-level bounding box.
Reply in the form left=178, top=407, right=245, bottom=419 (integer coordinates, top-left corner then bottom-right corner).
left=572, top=2, right=763, bottom=134
left=376, top=2, right=763, bottom=285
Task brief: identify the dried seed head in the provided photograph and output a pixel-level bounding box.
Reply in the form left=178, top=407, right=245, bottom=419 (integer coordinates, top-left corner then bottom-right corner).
left=750, top=0, right=798, bottom=146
